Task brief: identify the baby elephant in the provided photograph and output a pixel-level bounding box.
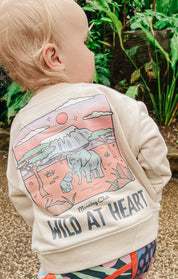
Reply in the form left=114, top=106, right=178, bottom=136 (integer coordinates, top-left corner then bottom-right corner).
left=60, top=172, right=74, bottom=193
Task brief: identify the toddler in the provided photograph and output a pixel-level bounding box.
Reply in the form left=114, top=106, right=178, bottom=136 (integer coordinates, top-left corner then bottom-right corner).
left=0, top=0, right=171, bottom=278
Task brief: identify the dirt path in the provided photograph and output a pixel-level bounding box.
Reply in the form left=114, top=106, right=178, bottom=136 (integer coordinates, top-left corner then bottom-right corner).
left=0, top=150, right=177, bottom=279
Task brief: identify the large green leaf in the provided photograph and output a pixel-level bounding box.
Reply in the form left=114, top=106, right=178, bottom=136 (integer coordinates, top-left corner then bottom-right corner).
left=125, top=46, right=139, bottom=57
left=6, top=91, right=33, bottom=122
left=130, top=70, right=141, bottom=84
left=125, top=85, right=140, bottom=99
left=137, top=23, right=170, bottom=63
left=2, top=82, right=21, bottom=106
left=170, top=32, right=178, bottom=71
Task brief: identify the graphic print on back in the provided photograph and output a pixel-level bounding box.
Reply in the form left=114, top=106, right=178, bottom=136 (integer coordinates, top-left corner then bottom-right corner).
left=13, top=94, right=135, bottom=216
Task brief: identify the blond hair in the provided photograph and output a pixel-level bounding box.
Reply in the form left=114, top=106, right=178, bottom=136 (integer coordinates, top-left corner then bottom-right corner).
left=0, top=0, right=70, bottom=92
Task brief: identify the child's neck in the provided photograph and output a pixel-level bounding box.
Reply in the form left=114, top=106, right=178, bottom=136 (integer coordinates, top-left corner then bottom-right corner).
left=34, top=85, right=51, bottom=95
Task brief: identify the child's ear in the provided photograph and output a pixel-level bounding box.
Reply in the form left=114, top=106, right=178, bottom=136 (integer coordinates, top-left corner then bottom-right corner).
left=42, top=43, right=65, bottom=71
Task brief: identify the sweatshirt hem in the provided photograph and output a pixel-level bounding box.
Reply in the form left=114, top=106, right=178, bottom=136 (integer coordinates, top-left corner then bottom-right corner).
left=38, top=212, right=159, bottom=274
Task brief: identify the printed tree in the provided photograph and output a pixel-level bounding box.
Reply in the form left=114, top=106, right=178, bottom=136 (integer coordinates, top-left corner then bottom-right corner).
left=17, top=143, right=55, bottom=198
left=88, top=129, right=116, bottom=157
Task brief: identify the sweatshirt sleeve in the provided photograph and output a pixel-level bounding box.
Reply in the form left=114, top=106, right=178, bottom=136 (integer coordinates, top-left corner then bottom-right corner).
left=8, top=182, right=34, bottom=228
left=137, top=102, right=171, bottom=201
left=7, top=151, right=34, bottom=227
left=7, top=117, right=34, bottom=228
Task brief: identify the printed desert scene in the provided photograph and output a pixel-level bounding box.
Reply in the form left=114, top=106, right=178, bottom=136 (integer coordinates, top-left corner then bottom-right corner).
left=22, top=141, right=135, bottom=216
left=13, top=94, right=135, bottom=216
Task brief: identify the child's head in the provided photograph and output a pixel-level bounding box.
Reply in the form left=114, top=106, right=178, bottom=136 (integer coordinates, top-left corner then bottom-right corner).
left=0, top=0, right=95, bottom=92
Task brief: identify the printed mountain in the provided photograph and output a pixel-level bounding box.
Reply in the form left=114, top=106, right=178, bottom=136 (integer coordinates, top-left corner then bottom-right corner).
left=41, top=125, right=92, bottom=154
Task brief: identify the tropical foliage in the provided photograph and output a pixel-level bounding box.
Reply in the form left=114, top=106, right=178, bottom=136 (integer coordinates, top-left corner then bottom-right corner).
left=0, top=79, right=33, bottom=124
left=84, top=0, right=177, bottom=125
left=0, top=0, right=177, bottom=125
left=128, top=11, right=178, bottom=125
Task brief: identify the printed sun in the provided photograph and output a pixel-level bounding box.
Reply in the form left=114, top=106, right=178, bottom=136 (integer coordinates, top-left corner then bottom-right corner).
left=56, top=112, right=68, bottom=125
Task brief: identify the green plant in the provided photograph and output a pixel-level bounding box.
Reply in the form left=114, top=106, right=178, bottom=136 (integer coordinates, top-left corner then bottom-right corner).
left=94, top=52, right=112, bottom=86
left=81, top=0, right=157, bottom=87
left=82, top=0, right=123, bottom=86
left=82, top=5, right=111, bottom=86
left=0, top=67, right=33, bottom=125
left=89, top=1, right=177, bottom=125
left=156, top=0, right=178, bottom=16
left=127, top=13, right=178, bottom=125
left=129, top=10, right=178, bottom=33
left=0, top=67, right=12, bottom=126
left=127, top=0, right=178, bottom=16
left=1, top=81, right=33, bottom=124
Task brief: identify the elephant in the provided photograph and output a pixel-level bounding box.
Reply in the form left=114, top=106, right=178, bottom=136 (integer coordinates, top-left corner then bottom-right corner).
left=60, top=172, right=74, bottom=193
left=67, top=149, right=104, bottom=185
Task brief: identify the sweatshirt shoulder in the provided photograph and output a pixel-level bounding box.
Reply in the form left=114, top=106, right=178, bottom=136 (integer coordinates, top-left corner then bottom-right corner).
left=77, top=83, right=149, bottom=118
left=93, top=84, right=147, bottom=115
left=9, top=111, right=23, bottom=138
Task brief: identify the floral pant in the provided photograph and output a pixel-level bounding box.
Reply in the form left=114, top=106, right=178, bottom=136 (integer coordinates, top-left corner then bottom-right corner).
left=39, top=240, right=156, bottom=279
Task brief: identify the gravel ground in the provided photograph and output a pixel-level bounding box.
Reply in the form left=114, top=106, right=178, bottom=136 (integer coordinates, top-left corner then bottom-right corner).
left=0, top=150, right=177, bottom=279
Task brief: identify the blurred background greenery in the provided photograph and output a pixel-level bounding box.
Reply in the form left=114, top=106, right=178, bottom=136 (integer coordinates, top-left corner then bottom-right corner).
left=0, top=0, right=177, bottom=126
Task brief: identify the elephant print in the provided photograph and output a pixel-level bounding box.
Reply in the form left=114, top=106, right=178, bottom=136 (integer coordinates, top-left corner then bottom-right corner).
left=13, top=94, right=135, bottom=216
left=60, top=172, right=74, bottom=193
left=67, top=149, right=104, bottom=185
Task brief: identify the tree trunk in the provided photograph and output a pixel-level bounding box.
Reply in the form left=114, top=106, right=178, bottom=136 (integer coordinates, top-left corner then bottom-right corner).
left=33, top=167, right=49, bottom=198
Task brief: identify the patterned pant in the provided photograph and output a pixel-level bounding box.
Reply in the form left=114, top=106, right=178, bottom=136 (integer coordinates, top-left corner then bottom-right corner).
left=39, top=240, right=156, bottom=279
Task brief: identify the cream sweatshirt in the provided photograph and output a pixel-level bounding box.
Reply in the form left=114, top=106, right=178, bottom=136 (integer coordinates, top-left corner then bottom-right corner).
left=7, top=82, right=171, bottom=273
